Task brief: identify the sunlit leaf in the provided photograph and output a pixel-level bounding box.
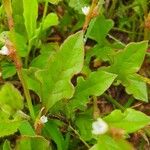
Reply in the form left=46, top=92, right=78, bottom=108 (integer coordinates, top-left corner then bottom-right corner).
left=36, top=31, right=84, bottom=110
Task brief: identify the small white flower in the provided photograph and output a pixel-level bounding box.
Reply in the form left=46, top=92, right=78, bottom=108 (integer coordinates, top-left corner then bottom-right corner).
left=82, top=6, right=90, bottom=15
left=40, top=115, right=48, bottom=124
left=0, top=45, right=9, bottom=55
left=92, top=118, right=108, bottom=135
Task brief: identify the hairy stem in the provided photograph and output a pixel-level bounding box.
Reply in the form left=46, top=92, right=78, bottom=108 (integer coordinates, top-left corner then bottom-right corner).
left=82, top=0, right=99, bottom=31
left=3, top=0, right=35, bottom=120
left=69, top=125, right=90, bottom=149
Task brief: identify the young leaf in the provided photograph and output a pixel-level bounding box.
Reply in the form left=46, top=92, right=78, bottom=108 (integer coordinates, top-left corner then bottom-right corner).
left=36, top=31, right=84, bottom=111
left=0, top=83, right=24, bottom=113
left=42, top=13, right=59, bottom=31
left=86, top=16, right=114, bottom=44
left=68, top=70, right=117, bottom=111
left=104, top=108, right=150, bottom=133
left=23, top=0, right=38, bottom=40
left=16, top=136, right=50, bottom=150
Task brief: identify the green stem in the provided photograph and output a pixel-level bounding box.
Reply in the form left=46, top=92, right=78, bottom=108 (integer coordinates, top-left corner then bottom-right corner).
left=2, top=0, right=35, bottom=120
left=25, top=42, right=31, bottom=68
left=103, top=93, right=125, bottom=111
left=108, top=0, right=117, bottom=18
left=17, top=68, right=35, bottom=120
left=69, top=125, right=90, bottom=149
left=39, top=1, right=48, bottom=36
left=124, top=97, right=135, bottom=108
left=42, top=1, right=48, bottom=22
left=108, top=34, right=126, bottom=47
left=93, top=96, right=100, bottom=119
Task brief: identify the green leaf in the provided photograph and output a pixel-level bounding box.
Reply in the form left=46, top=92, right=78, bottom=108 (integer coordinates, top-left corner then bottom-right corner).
left=43, top=120, right=65, bottom=150
left=48, top=0, right=61, bottom=4
left=0, top=83, right=24, bottom=113
left=136, top=0, right=147, bottom=12
left=1, top=61, right=16, bottom=79
left=9, top=32, right=27, bottom=57
left=122, top=74, right=148, bottom=102
left=30, top=43, right=58, bottom=69
left=16, top=136, right=51, bottom=150
left=86, top=16, right=114, bottom=44
left=68, top=70, right=117, bottom=111
left=90, top=135, right=133, bottom=150
left=36, top=31, right=84, bottom=110
left=22, top=68, right=42, bottom=99
left=75, top=115, right=93, bottom=141
left=19, top=121, right=35, bottom=136
left=107, top=41, right=148, bottom=101
left=104, top=108, right=150, bottom=133
left=12, top=0, right=26, bottom=36
left=0, top=120, right=21, bottom=137
left=109, top=41, right=148, bottom=75
left=86, top=45, right=115, bottom=64
left=23, top=0, right=38, bottom=40
left=42, top=13, right=59, bottom=31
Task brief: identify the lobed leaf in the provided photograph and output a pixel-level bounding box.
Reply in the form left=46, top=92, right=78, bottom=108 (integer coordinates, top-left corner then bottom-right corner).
left=36, top=31, right=84, bottom=111
left=107, top=41, right=148, bottom=102
left=68, top=70, right=117, bottom=111
left=104, top=108, right=150, bottom=133
left=122, top=74, right=148, bottom=102
left=86, top=16, right=114, bottom=44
